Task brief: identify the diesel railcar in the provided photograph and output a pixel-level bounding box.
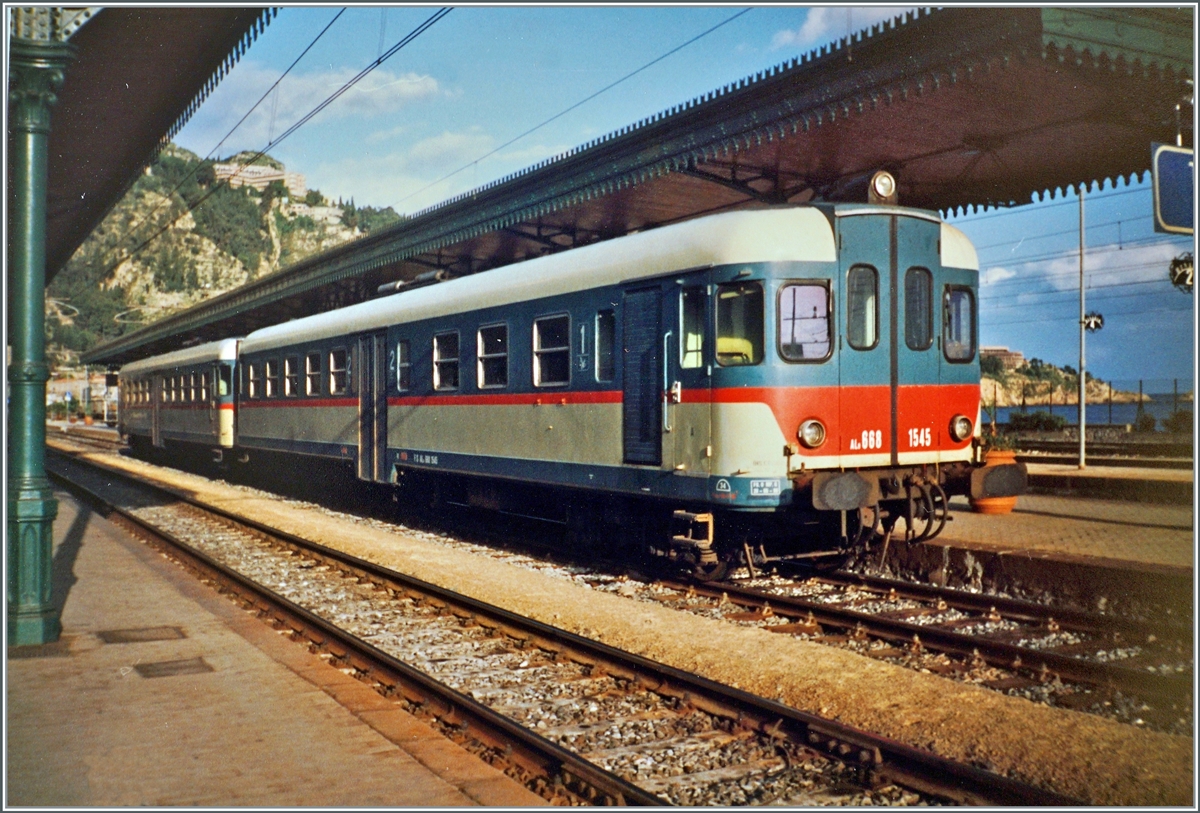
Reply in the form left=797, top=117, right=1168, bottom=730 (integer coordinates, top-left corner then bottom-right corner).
left=119, top=338, right=238, bottom=456
left=120, top=203, right=1026, bottom=577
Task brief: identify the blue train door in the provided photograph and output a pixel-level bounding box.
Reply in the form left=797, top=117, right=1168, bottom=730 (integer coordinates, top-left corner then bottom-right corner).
left=622, top=286, right=662, bottom=466
left=838, top=212, right=942, bottom=464
left=838, top=214, right=892, bottom=463
left=894, top=216, right=942, bottom=460
left=357, top=331, right=388, bottom=481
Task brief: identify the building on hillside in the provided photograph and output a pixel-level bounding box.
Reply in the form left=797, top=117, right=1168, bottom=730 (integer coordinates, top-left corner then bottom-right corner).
left=212, top=162, right=306, bottom=198
left=980, top=346, right=1026, bottom=370
left=286, top=202, right=345, bottom=226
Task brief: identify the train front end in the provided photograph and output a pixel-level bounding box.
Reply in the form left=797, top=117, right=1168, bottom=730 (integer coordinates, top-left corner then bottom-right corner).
left=702, top=200, right=1025, bottom=566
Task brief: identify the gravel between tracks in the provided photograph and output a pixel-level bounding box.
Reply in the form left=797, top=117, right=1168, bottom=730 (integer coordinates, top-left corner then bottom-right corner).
left=65, top=448, right=1193, bottom=806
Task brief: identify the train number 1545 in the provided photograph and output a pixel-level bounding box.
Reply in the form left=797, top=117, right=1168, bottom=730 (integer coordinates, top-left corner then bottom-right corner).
left=907, top=427, right=932, bottom=448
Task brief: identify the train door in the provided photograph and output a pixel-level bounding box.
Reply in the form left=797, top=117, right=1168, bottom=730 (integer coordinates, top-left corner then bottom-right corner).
left=622, top=286, right=662, bottom=466
left=151, top=375, right=164, bottom=448
left=356, top=332, right=389, bottom=481
left=207, top=364, right=219, bottom=438
left=838, top=215, right=892, bottom=463
left=894, top=217, right=942, bottom=460
left=837, top=213, right=943, bottom=464
left=668, top=276, right=712, bottom=474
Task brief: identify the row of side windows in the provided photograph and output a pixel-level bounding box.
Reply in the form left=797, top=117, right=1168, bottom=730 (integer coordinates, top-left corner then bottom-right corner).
left=398, top=312, right=615, bottom=393
left=244, top=349, right=348, bottom=398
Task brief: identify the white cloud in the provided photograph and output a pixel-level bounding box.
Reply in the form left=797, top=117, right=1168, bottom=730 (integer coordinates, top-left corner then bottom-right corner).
left=981, top=266, right=1017, bottom=287
left=185, top=61, right=440, bottom=156
left=771, top=7, right=912, bottom=51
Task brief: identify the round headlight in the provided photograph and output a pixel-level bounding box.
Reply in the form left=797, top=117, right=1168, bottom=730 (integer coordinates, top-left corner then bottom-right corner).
left=950, top=414, right=973, bottom=442
left=871, top=171, right=896, bottom=199
left=798, top=419, right=827, bottom=449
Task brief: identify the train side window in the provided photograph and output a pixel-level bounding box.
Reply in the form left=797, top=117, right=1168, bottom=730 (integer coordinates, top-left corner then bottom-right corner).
left=329, top=348, right=348, bottom=394
left=247, top=364, right=261, bottom=398
left=716, top=281, right=764, bottom=366
left=595, top=309, right=615, bottom=382
left=433, top=332, right=459, bottom=391
left=846, top=265, right=879, bottom=350
left=905, top=267, right=933, bottom=351
left=200, top=370, right=209, bottom=401
left=943, top=286, right=976, bottom=363
left=477, top=324, right=507, bottom=388
left=680, top=287, right=705, bottom=369
left=218, top=366, right=231, bottom=397
left=305, top=352, right=321, bottom=395
left=396, top=341, right=411, bottom=392
left=265, top=359, right=280, bottom=397
left=170, top=375, right=179, bottom=401
left=190, top=372, right=198, bottom=402
left=533, top=315, right=570, bottom=387
left=284, top=356, right=300, bottom=396
left=778, top=282, right=831, bottom=362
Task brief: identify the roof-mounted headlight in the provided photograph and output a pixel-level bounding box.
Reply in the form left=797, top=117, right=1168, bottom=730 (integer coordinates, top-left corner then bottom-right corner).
left=869, top=170, right=898, bottom=205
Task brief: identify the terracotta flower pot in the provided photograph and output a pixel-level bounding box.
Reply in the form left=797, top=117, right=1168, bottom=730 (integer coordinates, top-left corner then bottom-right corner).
left=969, top=448, right=1019, bottom=515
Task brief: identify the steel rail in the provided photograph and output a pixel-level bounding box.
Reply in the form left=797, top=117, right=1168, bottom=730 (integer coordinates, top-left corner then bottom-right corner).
left=773, top=565, right=1192, bottom=642
left=48, top=449, right=1083, bottom=806
left=673, top=577, right=1191, bottom=703
left=47, top=461, right=663, bottom=807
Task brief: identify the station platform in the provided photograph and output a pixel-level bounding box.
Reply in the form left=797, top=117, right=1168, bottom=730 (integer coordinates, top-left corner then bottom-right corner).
left=1023, top=460, right=1194, bottom=505
left=6, top=487, right=544, bottom=807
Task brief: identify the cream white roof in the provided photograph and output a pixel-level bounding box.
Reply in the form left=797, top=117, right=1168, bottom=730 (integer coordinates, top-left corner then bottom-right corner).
left=241, top=207, right=838, bottom=354
left=120, top=338, right=240, bottom=376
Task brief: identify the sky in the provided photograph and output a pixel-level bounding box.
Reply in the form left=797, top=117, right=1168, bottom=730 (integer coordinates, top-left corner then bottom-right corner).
left=173, top=5, right=1196, bottom=387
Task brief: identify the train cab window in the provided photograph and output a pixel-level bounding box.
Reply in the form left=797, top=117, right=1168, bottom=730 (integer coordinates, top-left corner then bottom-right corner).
left=905, top=268, right=933, bottom=351
left=533, top=315, right=570, bottom=386
left=218, top=366, right=231, bottom=397
left=680, top=288, right=705, bottom=369
left=846, top=265, right=879, bottom=350
left=247, top=364, right=261, bottom=398
left=779, top=282, right=831, bottom=362
left=595, top=309, right=615, bottom=383
left=265, top=359, right=280, bottom=397
left=477, top=325, right=507, bottom=388
left=433, top=333, right=459, bottom=390
left=329, top=349, right=349, bottom=394
left=716, top=281, right=764, bottom=366
left=943, top=286, right=976, bottom=363
left=305, top=353, right=321, bottom=395
left=284, top=356, right=300, bottom=396
left=395, top=341, right=411, bottom=392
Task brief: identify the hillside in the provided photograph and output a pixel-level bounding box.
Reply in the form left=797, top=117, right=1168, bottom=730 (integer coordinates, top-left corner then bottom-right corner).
left=980, top=357, right=1142, bottom=407
left=47, top=144, right=404, bottom=364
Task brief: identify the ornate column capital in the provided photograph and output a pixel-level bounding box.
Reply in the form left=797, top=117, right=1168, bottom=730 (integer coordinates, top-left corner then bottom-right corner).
left=8, top=38, right=75, bottom=135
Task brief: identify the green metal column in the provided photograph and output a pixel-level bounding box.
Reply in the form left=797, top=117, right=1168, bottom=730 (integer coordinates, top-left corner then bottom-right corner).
left=7, top=36, right=74, bottom=646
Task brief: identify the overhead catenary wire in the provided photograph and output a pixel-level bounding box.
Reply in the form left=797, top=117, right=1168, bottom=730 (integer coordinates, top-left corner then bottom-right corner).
left=111, top=9, right=346, bottom=258
left=103, top=7, right=451, bottom=278
left=395, top=7, right=753, bottom=208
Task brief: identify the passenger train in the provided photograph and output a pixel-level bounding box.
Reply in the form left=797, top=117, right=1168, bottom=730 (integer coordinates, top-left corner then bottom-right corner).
left=119, top=199, right=1026, bottom=578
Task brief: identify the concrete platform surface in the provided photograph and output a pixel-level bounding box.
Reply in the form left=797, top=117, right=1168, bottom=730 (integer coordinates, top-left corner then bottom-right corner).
left=6, top=489, right=545, bottom=807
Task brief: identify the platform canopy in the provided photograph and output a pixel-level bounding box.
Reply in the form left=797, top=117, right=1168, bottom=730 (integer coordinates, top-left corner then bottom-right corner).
left=39, top=7, right=275, bottom=286
left=84, top=7, right=1193, bottom=366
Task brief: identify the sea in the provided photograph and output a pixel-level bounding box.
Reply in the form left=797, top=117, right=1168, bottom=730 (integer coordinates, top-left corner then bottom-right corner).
left=990, top=394, right=1192, bottom=429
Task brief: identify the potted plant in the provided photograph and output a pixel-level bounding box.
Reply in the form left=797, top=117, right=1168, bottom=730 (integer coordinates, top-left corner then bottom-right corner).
left=970, top=431, right=1019, bottom=514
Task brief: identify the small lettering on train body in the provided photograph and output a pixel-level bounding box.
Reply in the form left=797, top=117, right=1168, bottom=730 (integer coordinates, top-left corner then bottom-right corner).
left=750, top=479, right=781, bottom=497
left=413, top=453, right=438, bottom=465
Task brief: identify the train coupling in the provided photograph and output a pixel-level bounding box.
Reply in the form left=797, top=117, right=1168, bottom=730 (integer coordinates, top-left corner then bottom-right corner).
left=669, top=510, right=718, bottom=565
left=969, top=459, right=1028, bottom=499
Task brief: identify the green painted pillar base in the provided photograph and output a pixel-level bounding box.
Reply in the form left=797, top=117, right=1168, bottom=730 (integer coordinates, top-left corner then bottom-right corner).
left=7, top=481, right=60, bottom=645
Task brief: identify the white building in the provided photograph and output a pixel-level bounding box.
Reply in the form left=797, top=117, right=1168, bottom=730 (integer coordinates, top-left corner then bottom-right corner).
left=212, top=162, right=306, bottom=198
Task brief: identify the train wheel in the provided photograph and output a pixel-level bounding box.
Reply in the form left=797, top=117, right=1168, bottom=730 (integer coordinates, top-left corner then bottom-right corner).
left=691, top=556, right=731, bottom=582
left=906, top=486, right=936, bottom=542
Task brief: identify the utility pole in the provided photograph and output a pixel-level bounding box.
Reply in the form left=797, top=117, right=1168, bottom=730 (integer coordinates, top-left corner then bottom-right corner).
left=1078, top=184, right=1086, bottom=469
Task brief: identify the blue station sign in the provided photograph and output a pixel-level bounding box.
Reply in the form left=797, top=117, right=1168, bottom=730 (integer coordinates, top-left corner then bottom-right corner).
left=1152, top=143, right=1194, bottom=235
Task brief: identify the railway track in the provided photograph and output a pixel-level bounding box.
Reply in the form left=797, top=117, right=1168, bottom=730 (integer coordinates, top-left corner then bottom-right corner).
left=650, top=567, right=1191, bottom=721
left=48, top=448, right=1079, bottom=806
